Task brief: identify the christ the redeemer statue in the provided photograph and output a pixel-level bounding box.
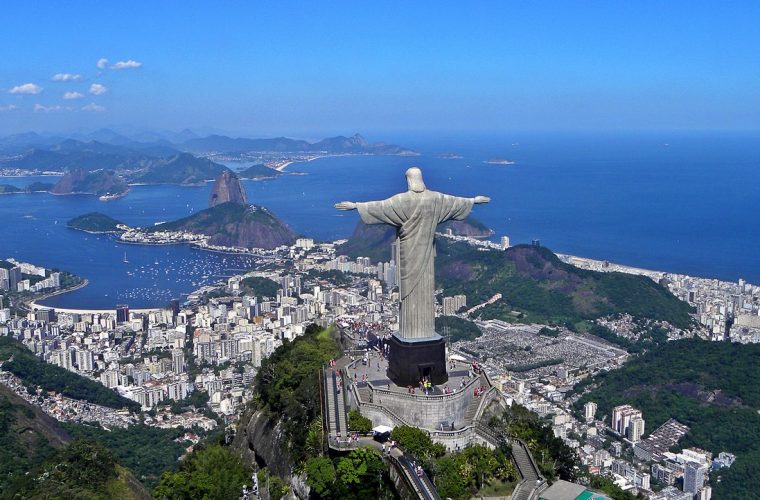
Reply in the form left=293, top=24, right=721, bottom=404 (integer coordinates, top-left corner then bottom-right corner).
left=336, top=167, right=489, bottom=385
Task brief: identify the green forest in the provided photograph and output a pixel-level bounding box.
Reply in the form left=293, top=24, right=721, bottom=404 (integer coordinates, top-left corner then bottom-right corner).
left=575, top=339, right=760, bottom=498
left=436, top=241, right=693, bottom=331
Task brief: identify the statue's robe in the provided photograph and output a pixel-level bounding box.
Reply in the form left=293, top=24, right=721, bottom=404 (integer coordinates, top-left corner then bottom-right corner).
left=357, top=190, right=473, bottom=339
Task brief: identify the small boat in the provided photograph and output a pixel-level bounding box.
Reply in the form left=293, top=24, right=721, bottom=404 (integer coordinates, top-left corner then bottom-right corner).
left=123, top=252, right=128, bottom=263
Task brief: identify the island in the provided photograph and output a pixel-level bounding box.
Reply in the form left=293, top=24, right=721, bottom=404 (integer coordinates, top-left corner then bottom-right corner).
left=66, top=212, right=126, bottom=233
left=236, top=163, right=281, bottom=180
left=437, top=152, right=464, bottom=160
left=483, top=158, right=515, bottom=165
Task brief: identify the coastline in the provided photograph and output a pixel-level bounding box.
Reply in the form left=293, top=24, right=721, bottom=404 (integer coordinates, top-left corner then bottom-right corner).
left=23, top=278, right=89, bottom=311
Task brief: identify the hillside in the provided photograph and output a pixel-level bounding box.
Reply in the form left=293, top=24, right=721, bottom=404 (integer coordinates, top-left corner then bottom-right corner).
left=338, top=216, right=493, bottom=262
left=435, top=241, right=694, bottom=331
left=67, top=212, right=125, bottom=233
left=237, top=163, right=281, bottom=179
left=0, top=386, right=149, bottom=499
left=130, top=153, right=228, bottom=185
left=3, top=139, right=164, bottom=172
left=0, top=336, right=140, bottom=412
left=0, top=184, right=23, bottom=194
left=574, top=339, right=760, bottom=498
left=50, top=168, right=129, bottom=196
left=149, top=202, right=296, bottom=249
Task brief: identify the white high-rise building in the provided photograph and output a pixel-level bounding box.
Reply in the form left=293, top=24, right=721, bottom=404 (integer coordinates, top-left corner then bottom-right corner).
left=584, top=401, right=597, bottom=421
left=172, top=348, right=185, bottom=374
left=627, top=416, right=645, bottom=442
left=612, top=404, right=643, bottom=437
left=501, top=235, right=511, bottom=250
left=75, top=349, right=94, bottom=372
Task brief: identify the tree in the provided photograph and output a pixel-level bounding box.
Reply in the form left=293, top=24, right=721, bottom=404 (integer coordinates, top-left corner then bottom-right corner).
left=462, top=444, right=498, bottom=490
left=304, top=456, right=336, bottom=498
left=153, top=444, right=251, bottom=500
left=390, top=425, right=442, bottom=460
left=334, top=447, right=385, bottom=499
left=347, top=409, right=372, bottom=434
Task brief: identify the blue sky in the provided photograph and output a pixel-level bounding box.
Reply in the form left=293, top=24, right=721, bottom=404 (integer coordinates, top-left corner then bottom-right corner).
left=1, top=1, right=759, bottom=136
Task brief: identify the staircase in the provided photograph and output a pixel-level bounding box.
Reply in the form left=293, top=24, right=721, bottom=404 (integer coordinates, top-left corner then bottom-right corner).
left=357, top=384, right=371, bottom=403
left=323, top=368, right=348, bottom=439
left=511, top=439, right=542, bottom=500
left=462, top=395, right=481, bottom=425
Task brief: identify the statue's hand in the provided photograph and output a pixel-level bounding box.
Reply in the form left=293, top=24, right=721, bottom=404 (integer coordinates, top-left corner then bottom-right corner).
left=474, top=196, right=490, bottom=204
left=335, top=201, right=357, bottom=211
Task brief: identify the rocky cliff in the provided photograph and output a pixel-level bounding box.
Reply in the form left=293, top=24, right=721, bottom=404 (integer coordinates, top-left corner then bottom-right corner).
left=208, top=170, right=248, bottom=207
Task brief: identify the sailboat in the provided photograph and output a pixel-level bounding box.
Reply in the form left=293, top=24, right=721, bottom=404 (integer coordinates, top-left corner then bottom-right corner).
left=123, top=252, right=128, bottom=263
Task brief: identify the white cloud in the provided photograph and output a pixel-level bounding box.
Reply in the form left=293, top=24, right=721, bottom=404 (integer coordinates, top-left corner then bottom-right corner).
left=63, top=91, right=84, bottom=100
left=96, top=58, right=109, bottom=69
left=82, top=102, right=105, bottom=112
left=0, top=104, right=18, bottom=112
left=52, top=73, right=82, bottom=82
left=111, top=59, right=143, bottom=70
left=34, top=104, right=66, bottom=113
left=9, top=83, right=43, bottom=95
left=89, top=83, right=107, bottom=95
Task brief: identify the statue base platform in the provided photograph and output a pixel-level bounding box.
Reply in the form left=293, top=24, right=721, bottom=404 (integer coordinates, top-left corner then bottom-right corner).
left=387, top=332, right=447, bottom=387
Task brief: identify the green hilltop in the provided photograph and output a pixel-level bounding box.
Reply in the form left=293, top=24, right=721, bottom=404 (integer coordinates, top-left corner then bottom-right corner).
left=67, top=212, right=125, bottom=233
left=435, top=239, right=694, bottom=331
left=149, top=201, right=296, bottom=249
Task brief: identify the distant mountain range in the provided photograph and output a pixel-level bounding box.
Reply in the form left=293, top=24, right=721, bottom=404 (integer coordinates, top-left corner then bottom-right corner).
left=0, top=130, right=416, bottom=160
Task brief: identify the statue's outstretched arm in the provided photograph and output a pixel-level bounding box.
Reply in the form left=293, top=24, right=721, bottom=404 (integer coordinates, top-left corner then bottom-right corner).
left=473, top=195, right=490, bottom=204
left=334, top=201, right=357, bottom=210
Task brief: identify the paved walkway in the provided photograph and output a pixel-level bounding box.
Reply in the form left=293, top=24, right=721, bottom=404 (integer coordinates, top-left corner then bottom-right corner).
left=344, top=348, right=478, bottom=396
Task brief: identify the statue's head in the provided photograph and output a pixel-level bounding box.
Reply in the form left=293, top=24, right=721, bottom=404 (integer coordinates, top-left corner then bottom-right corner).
left=405, top=167, right=426, bottom=193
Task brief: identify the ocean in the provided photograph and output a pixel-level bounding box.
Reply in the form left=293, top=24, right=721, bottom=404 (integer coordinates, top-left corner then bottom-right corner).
left=1, top=131, right=758, bottom=308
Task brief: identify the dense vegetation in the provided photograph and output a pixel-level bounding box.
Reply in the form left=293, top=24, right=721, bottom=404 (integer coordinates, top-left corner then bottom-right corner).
left=63, top=422, right=192, bottom=489
left=305, top=446, right=391, bottom=499
left=0, top=387, right=147, bottom=499
left=0, top=336, right=140, bottom=411
left=67, top=212, right=125, bottom=232
left=153, top=444, right=252, bottom=500
left=253, top=323, right=341, bottom=461
left=436, top=240, right=694, bottom=333
left=21, top=440, right=144, bottom=499
left=435, top=315, right=482, bottom=342
left=0, top=389, right=62, bottom=495
left=575, top=339, right=760, bottom=498
left=305, top=268, right=355, bottom=287
left=240, top=275, right=280, bottom=299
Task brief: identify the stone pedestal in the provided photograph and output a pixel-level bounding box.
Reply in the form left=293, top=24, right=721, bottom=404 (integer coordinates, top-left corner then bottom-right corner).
left=387, top=332, right=447, bottom=387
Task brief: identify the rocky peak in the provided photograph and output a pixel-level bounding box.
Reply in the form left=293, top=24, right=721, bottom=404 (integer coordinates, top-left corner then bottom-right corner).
left=209, top=170, right=247, bottom=207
